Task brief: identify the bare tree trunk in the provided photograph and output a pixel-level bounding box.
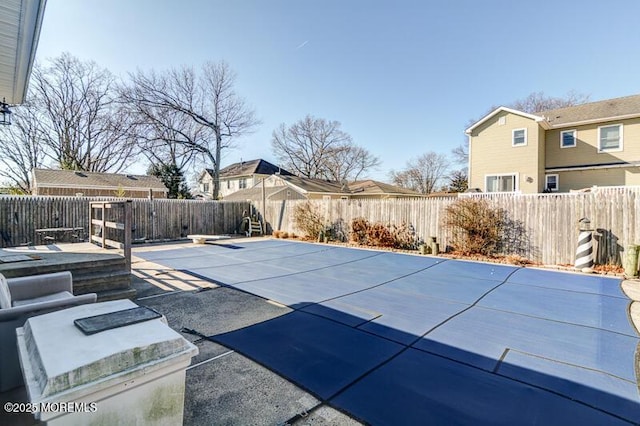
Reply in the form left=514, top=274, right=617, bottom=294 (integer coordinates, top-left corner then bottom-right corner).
left=214, top=132, right=222, bottom=199
left=123, top=61, right=259, bottom=200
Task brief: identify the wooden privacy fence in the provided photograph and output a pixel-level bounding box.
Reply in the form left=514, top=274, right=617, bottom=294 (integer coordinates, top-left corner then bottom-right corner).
left=0, top=196, right=250, bottom=248
left=257, top=187, right=640, bottom=266
left=1, top=189, right=637, bottom=265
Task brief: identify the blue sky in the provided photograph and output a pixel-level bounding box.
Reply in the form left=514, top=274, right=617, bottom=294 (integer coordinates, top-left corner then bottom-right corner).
left=35, top=0, right=640, bottom=181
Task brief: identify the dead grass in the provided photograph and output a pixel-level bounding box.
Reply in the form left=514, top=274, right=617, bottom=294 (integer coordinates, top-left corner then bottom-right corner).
left=593, top=263, right=624, bottom=275
left=441, top=251, right=540, bottom=267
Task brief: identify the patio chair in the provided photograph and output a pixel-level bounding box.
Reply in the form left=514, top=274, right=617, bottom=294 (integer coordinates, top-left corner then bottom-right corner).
left=0, top=271, right=97, bottom=391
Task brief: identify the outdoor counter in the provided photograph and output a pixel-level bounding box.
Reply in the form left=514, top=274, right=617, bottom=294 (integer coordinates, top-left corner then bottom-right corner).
left=16, top=299, right=198, bottom=425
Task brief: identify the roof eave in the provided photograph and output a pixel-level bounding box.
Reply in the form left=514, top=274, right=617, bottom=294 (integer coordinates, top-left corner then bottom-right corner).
left=36, top=183, right=168, bottom=192
left=273, top=175, right=311, bottom=195
left=547, top=112, right=640, bottom=129
left=536, top=117, right=552, bottom=130
left=465, top=106, right=546, bottom=135
left=2, top=0, right=47, bottom=104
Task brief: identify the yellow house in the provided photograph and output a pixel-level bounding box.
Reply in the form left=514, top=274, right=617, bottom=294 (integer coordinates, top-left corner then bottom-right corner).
left=466, top=94, right=640, bottom=193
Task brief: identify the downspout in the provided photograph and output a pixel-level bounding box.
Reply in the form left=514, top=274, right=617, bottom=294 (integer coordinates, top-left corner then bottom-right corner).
left=467, top=133, right=472, bottom=190
left=261, top=178, right=266, bottom=234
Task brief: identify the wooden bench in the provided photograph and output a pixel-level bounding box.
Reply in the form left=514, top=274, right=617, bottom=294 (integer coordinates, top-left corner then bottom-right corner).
left=187, top=235, right=231, bottom=244
left=35, top=227, right=84, bottom=244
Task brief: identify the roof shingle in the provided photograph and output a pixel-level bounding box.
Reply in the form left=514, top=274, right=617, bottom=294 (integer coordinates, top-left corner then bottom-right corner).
left=277, top=175, right=347, bottom=193
left=224, top=175, right=425, bottom=200
left=33, top=169, right=168, bottom=191
left=540, top=94, right=640, bottom=126
left=349, top=180, right=424, bottom=196
left=209, top=159, right=293, bottom=178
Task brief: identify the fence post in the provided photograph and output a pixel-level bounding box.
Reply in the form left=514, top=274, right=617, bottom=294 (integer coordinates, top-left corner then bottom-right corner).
left=148, top=189, right=155, bottom=241
left=123, top=200, right=132, bottom=272
left=623, top=245, right=639, bottom=278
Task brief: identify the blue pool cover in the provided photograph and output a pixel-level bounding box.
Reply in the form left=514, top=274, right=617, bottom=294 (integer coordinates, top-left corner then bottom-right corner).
left=138, top=240, right=640, bottom=424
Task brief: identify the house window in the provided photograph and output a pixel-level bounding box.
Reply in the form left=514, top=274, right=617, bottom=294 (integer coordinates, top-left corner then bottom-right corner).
left=560, top=130, right=576, bottom=148
left=202, top=183, right=209, bottom=193
left=227, top=180, right=230, bottom=189
left=486, top=174, right=517, bottom=192
left=512, top=128, right=527, bottom=146
left=545, top=174, right=559, bottom=192
left=239, top=178, right=247, bottom=189
left=598, top=124, right=623, bottom=152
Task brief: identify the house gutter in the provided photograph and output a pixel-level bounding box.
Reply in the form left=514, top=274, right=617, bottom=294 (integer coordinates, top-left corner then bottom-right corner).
left=546, top=161, right=640, bottom=173
left=466, top=108, right=640, bottom=135
left=36, top=183, right=168, bottom=192
left=467, top=133, right=472, bottom=188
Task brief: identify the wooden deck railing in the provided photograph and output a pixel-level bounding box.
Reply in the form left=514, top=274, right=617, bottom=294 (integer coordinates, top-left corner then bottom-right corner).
left=90, top=200, right=132, bottom=272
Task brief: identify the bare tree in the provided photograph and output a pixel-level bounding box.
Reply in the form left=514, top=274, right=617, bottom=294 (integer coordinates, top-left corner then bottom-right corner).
left=31, top=53, right=137, bottom=172
left=447, top=143, right=470, bottom=193
left=389, top=152, right=450, bottom=194
left=123, top=61, right=259, bottom=199
left=451, top=143, right=468, bottom=166
left=323, top=144, right=380, bottom=182
left=121, top=95, right=202, bottom=172
left=510, top=90, right=590, bottom=113
left=470, top=91, right=590, bottom=127
left=271, top=115, right=379, bottom=182
left=0, top=103, right=46, bottom=193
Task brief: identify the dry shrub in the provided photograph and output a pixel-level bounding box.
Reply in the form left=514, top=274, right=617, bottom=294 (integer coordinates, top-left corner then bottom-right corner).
left=390, top=222, right=422, bottom=250
left=273, top=230, right=294, bottom=239
left=350, top=217, right=369, bottom=244
left=593, top=263, right=624, bottom=275
left=442, top=198, right=504, bottom=255
left=350, top=218, right=421, bottom=250
left=504, top=254, right=535, bottom=266
left=366, top=222, right=396, bottom=247
left=293, top=201, right=325, bottom=239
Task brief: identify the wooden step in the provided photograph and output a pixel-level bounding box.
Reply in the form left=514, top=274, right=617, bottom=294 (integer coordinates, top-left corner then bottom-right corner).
left=95, top=287, right=137, bottom=302
left=73, top=270, right=132, bottom=294
left=0, top=251, right=135, bottom=302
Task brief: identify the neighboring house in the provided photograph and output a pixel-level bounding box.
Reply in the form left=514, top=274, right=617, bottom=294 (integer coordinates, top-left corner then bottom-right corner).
left=224, top=174, right=425, bottom=201
left=32, top=169, right=169, bottom=198
left=466, top=94, right=640, bottom=193
left=198, top=159, right=293, bottom=199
